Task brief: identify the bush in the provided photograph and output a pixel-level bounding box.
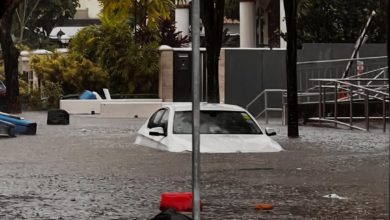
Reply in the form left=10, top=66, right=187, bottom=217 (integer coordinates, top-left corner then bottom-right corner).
left=42, top=81, right=63, bottom=108
left=30, top=53, right=109, bottom=95
left=70, top=22, right=159, bottom=94
left=20, top=89, right=43, bottom=110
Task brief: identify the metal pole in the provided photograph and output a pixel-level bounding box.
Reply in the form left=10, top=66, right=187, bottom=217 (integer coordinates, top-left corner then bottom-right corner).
left=282, top=92, right=285, bottom=125
left=365, top=90, right=369, bottom=131
left=334, top=83, right=338, bottom=127
left=319, top=81, right=322, bottom=119
left=386, top=0, right=389, bottom=218
left=323, top=84, right=326, bottom=118
left=191, top=0, right=201, bottom=219
left=342, top=11, right=376, bottom=78
left=265, top=90, right=268, bottom=124
left=349, top=86, right=353, bottom=129
left=383, top=94, right=386, bottom=132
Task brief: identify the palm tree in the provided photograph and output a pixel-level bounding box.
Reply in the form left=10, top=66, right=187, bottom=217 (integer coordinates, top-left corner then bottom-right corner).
left=99, top=0, right=174, bottom=28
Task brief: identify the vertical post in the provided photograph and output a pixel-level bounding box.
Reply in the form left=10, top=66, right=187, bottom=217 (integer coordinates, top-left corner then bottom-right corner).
left=334, top=82, right=338, bottom=127
left=386, top=0, right=389, bottom=218
left=191, top=0, right=201, bottom=219
left=349, top=86, right=353, bottom=129
left=282, top=91, right=286, bottom=125
left=202, top=52, right=207, bottom=101
left=284, top=0, right=299, bottom=137
left=318, top=81, right=322, bottom=119
left=323, top=83, right=326, bottom=118
left=265, top=90, right=268, bottom=124
left=365, top=90, right=369, bottom=131
left=383, top=94, right=387, bottom=132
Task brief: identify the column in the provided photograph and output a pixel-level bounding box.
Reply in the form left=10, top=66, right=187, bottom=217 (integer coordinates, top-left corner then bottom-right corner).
left=240, top=0, right=256, bottom=47
left=279, top=0, right=287, bottom=48
left=175, top=1, right=190, bottom=38
left=158, top=45, right=174, bottom=102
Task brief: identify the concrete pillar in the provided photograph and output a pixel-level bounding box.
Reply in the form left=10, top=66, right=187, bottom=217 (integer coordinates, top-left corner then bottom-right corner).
left=218, top=49, right=225, bottom=103
left=279, top=0, right=287, bottom=48
left=158, top=45, right=174, bottom=102
left=240, top=0, right=256, bottom=47
left=175, top=1, right=190, bottom=38
left=18, top=51, right=33, bottom=92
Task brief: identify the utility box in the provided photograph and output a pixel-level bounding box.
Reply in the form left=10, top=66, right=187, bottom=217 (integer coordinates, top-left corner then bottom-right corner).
left=172, top=49, right=207, bottom=102
left=173, top=51, right=192, bottom=102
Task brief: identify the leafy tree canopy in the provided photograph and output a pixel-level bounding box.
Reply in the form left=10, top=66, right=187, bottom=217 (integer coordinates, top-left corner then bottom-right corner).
left=297, top=0, right=386, bottom=43
left=98, top=0, right=173, bottom=28
left=224, top=0, right=239, bottom=21
left=223, top=0, right=386, bottom=43
left=12, top=0, right=79, bottom=47
left=70, top=21, right=160, bottom=94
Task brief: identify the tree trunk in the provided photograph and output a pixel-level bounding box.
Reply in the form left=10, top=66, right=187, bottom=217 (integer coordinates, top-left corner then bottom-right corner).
left=284, top=0, right=299, bottom=138
left=201, top=0, right=224, bottom=103
left=0, top=2, right=21, bottom=113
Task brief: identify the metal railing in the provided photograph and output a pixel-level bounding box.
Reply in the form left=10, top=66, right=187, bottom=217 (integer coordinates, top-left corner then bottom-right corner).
left=246, top=89, right=286, bottom=124
left=309, top=78, right=389, bottom=131
left=246, top=57, right=388, bottom=130
left=297, top=56, right=387, bottom=92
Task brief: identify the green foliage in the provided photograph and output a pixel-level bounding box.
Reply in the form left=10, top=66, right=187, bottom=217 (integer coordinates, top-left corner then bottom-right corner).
left=25, top=89, right=43, bottom=110
left=223, top=0, right=386, bottom=43
left=70, top=22, right=159, bottom=94
left=99, top=0, right=176, bottom=46
left=99, top=0, right=174, bottom=28
left=224, top=0, right=239, bottom=20
left=42, top=81, right=63, bottom=108
left=297, top=0, right=386, bottom=43
left=12, top=0, right=80, bottom=48
left=159, top=18, right=189, bottom=47
left=18, top=77, right=28, bottom=98
left=30, top=53, right=109, bottom=95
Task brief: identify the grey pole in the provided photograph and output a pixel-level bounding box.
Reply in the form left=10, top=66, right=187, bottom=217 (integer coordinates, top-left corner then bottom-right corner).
left=191, top=0, right=201, bottom=219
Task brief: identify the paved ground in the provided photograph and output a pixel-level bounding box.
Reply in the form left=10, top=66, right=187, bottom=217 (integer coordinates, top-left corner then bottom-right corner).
left=0, top=112, right=388, bottom=219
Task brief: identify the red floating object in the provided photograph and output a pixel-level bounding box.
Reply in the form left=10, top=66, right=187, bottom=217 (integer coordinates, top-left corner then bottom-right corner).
left=160, top=192, right=202, bottom=212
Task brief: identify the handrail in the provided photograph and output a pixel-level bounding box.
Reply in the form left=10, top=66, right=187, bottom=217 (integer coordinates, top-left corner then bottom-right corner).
left=297, top=56, right=387, bottom=65
left=246, top=89, right=286, bottom=124
left=300, top=66, right=388, bottom=94
left=347, top=67, right=387, bottom=79
left=309, top=78, right=389, bottom=96
left=246, top=89, right=285, bottom=110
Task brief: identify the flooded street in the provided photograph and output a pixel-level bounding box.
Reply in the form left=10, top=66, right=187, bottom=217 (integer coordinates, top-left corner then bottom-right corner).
left=0, top=112, right=388, bottom=219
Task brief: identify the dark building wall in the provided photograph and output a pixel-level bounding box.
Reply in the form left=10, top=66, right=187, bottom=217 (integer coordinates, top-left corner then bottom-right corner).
left=225, top=43, right=387, bottom=115
left=225, top=49, right=286, bottom=114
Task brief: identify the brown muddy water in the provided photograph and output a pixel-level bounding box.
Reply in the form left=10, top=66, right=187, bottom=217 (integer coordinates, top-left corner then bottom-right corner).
left=0, top=112, right=388, bottom=219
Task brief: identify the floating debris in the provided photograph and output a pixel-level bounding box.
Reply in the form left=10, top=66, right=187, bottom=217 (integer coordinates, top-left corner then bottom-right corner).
left=322, top=193, right=348, bottom=200
left=255, top=203, right=273, bottom=210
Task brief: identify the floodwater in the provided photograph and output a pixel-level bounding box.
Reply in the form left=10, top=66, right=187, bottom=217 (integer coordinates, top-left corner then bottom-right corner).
left=0, top=112, right=388, bottom=219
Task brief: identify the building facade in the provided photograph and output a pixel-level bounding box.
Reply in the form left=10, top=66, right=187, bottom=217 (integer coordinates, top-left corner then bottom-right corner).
left=239, top=0, right=286, bottom=48
left=75, top=0, right=101, bottom=19
left=175, top=0, right=286, bottom=48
